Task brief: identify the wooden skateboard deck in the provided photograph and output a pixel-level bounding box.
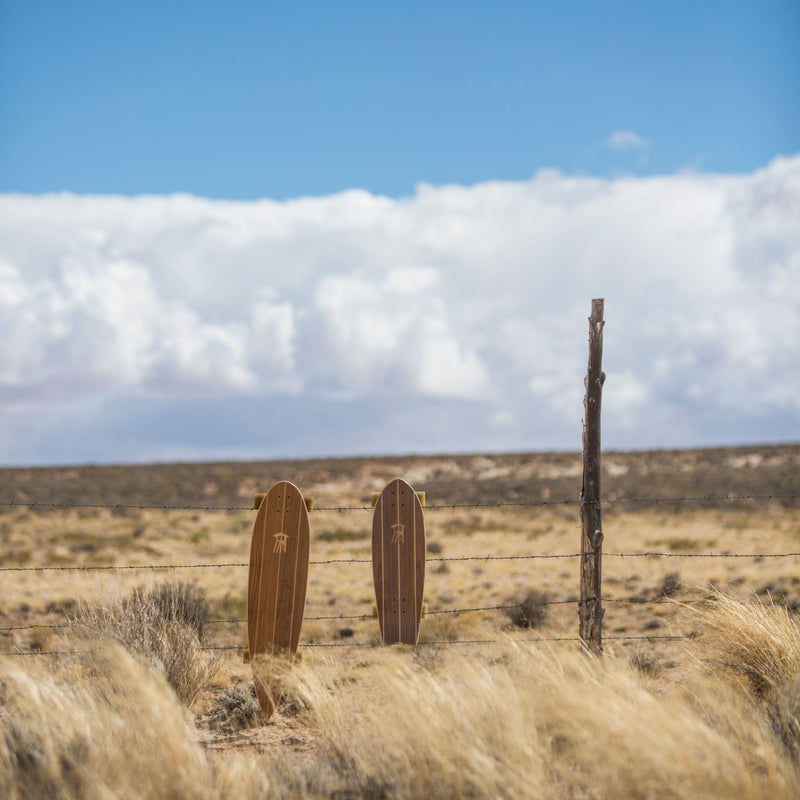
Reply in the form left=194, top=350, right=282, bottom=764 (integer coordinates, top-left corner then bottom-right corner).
left=247, top=481, right=310, bottom=717
left=372, top=478, right=426, bottom=645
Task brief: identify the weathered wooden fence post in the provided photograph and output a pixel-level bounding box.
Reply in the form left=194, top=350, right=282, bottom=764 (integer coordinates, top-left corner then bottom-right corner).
left=579, top=298, right=605, bottom=654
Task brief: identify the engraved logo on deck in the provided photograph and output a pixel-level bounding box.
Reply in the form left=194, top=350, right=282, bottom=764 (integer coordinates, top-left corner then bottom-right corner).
left=390, top=522, right=405, bottom=545
left=273, top=532, right=288, bottom=554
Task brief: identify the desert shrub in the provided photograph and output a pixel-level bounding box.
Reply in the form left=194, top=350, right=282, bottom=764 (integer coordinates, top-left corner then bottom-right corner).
left=658, top=571, right=682, bottom=598
left=665, top=537, right=699, bottom=552
left=70, top=580, right=219, bottom=707
left=316, top=528, right=365, bottom=542
left=204, top=684, right=263, bottom=733
left=505, top=589, right=549, bottom=629
left=128, top=580, right=211, bottom=641
left=212, top=591, right=247, bottom=620
left=629, top=650, right=663, bottom=677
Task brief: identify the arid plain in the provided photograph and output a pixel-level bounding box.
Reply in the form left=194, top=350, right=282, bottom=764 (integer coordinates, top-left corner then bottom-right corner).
left=1, top=444, right=799, bottom=798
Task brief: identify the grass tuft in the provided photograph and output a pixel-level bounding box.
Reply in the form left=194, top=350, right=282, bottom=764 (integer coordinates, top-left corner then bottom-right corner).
left=658, top=571, right=683, bottom=598
left=132, top=580, right=211, bottom=640
left=694, top=593, right=800, bottom=761
left=505, top=589, right=550, bottom=629
left=0, top=645, right=217, bottom=799
left=69, top=580, right=220, bottom=707
left=202, top=683, right=263, bottom=733
left=316, top=528, right=365, bottom=543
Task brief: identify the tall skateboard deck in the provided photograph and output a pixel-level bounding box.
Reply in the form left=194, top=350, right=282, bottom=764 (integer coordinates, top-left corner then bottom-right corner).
left=247, top=481, right=310, bottom=717
left=372, top=478, right=426, bottom=645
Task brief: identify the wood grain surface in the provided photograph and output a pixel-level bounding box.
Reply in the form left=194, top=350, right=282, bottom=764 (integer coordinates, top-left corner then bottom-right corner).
left=372, top=478, right=426, bottom=645
left=247, top=480, right=310, bottom=715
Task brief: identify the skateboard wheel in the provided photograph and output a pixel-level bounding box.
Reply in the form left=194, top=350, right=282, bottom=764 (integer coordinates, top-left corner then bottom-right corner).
left=243, top=649, right=250, bottom=664
left=305, top=497, right=314, bottom=511
left=415, top=491, right=426, bottom=507
left=371, top=492, right=381, bottom=508
left=253, top=493, right=266, bottom=510
left=421, top=603, right=428, bottom=619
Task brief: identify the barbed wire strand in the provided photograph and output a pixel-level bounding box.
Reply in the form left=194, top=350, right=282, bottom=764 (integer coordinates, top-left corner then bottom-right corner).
left=4, top=547, right=800, bottom=574
left=0, top=601, right=570, bottom=633
left=0, top=492, right=797, bottom=514
left=608, top=551, right=800, bottom=558
left=6, top=593, right=795, bottom=635
left=0, top=633, right=694, bottom=657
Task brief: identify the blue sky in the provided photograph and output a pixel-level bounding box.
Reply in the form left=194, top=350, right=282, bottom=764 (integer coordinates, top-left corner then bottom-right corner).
left=0, top=2, right=798, bottom=465
left=2, top=1, right=798, bottom=199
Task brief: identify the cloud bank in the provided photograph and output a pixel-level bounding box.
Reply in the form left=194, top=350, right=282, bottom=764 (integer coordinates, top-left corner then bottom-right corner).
left=1, top=155, right=798, bottom=464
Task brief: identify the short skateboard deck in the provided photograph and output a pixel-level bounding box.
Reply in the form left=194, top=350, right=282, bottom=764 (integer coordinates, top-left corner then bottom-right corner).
left=371, top=478, right=426, bottom=645
left=247, top=481, right=310, bottom=717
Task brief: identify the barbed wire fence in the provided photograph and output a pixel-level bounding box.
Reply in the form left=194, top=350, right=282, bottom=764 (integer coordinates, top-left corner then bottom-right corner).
left=1, top=491, right=798, bottom=657
left=1, top=298, right=797, bottom=657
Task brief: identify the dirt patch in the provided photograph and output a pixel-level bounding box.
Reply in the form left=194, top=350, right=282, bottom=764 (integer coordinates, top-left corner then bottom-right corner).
left=196, top=710, right=318, bottom=755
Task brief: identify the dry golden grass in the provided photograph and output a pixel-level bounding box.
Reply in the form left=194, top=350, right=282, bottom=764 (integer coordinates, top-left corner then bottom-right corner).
left=299, top=640, right=797, bottom=800
left=691, top=593, right=800, bottom=762
left=0, top=645, right=216, bottom=799
left=3, top=596, right=800, bottom=799
left=1, top=446, right=799, bottom=797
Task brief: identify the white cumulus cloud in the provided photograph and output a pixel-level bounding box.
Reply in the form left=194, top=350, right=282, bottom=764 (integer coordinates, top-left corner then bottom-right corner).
left=0, top=154, right=798, bottom=463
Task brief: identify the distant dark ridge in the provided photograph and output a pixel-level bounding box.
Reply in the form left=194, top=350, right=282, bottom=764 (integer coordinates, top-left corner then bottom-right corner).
left=0, top=444, right=797, bottom=512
